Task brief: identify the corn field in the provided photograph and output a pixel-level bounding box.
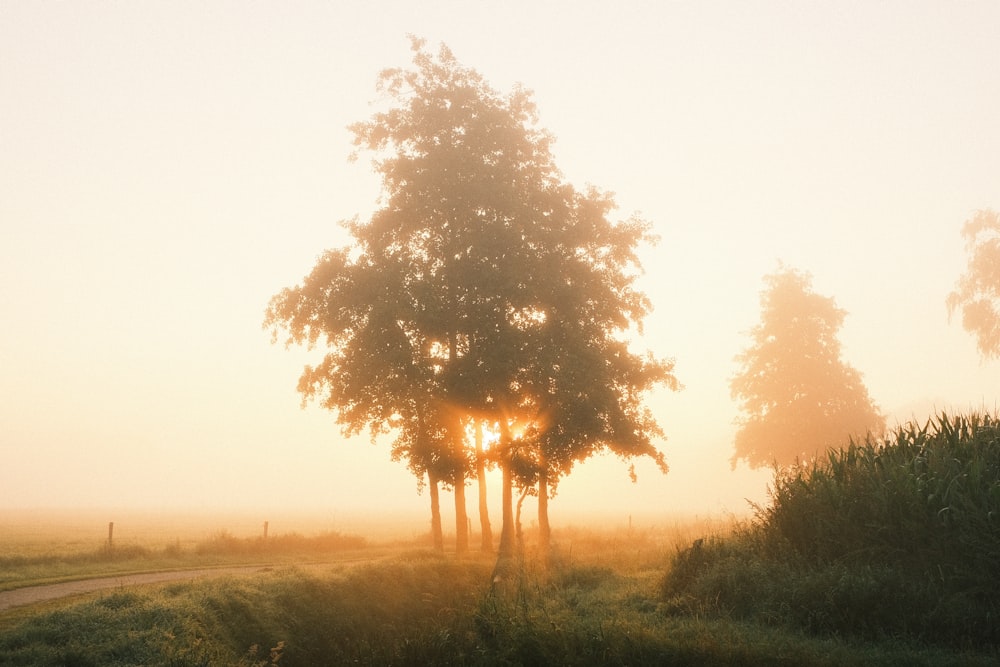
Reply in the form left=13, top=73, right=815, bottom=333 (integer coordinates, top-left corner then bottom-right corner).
left=663, top=412, right=1000, bottom=648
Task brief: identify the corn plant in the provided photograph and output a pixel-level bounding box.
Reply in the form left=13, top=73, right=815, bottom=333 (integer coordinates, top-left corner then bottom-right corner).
left=663, top=412, right=1000, bottom=647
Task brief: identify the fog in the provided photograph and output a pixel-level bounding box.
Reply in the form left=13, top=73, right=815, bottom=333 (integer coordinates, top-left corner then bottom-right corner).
left=1, top=2, right=997, bottom=531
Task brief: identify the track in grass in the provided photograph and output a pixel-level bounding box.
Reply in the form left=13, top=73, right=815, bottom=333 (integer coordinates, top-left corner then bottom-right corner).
left=0, top=566, right=272, bottom=613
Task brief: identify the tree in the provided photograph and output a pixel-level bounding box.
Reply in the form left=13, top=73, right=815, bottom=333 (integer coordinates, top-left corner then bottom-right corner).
left=947, top=209, right=1000, bottom=359
left=264, top=245, right=456, bottom=548
left=730, top=266, right=884, bottom=469
left=265, top=38, right=676, bottom=561
left=510, top=206, right=677, bottom=554
left=341, top=37, right=563, bottom=554
left=471, top=419, right=494, bottom=551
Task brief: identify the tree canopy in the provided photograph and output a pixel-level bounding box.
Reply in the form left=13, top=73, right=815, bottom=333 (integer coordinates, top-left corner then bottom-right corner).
left=730, top=267, right=884, bottom=469
left=264, top=38, right=676, bottom=557
left=947, top=209, right=1000, bottom=360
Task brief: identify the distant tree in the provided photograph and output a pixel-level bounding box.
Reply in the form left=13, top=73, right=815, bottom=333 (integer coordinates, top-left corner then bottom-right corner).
left=730, top=267, right=884, bottom=469
left=265, top=38, right=677, bottom=564
left=947, top=209, right=1000, bottom=359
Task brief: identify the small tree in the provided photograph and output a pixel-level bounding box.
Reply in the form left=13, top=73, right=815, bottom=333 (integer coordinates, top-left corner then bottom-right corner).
left=730, top=266, right=884, bottom=469
left=947, top=209, right=1000, bottom=359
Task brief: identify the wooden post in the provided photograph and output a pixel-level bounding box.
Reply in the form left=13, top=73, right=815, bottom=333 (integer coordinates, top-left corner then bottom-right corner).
left=107, top=521, right=114, bottom=550
left=263, top=521, right=269, bottom=541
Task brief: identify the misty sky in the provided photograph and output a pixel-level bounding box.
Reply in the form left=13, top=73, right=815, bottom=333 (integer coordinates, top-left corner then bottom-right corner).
left=1, top=1, right=997, bottom=522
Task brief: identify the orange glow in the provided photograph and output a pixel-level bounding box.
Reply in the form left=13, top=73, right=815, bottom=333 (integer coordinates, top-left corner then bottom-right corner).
left=0, top=3, right=997, bottom=518
left=466, top=420, right=502, bottom=452
left=463, top=418, right=535, bottom=451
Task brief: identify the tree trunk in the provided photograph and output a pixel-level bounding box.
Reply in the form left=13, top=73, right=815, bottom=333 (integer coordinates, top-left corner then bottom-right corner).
left=490, top=421, right=519, bottom=587
left=515, top=484, right=529, bottom=549
left=496, top=421, right=516, bottom=560
left=446, top=327, right=469, bottom=554
left=428, top=470, right=444, bottom=551
left=476, top=421, right=493, bottom=551
left=538, top=467, right=551, bottom=564
left=454, top=474, right=469, bottom=553
left=492, top=458, right=516, bottom=572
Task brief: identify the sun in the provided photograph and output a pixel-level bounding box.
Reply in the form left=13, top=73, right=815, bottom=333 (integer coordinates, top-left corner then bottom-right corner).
left=481, top=423, right=502, bottom=451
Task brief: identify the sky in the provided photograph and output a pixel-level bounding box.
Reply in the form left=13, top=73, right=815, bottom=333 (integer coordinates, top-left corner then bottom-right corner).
left=1, top=2, right=998, bottom=529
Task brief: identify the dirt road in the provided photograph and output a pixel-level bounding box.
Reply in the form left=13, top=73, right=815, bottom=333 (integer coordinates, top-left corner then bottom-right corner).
left=0, top=566, right=273, bottom=613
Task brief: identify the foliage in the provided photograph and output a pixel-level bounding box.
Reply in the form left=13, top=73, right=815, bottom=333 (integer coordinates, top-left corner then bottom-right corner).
left=663, top=412, right=1000, bottom=648
left=3, top=531, right=995, bottom=666
left=730, top=266, right=884, bottom=468
left=263, top=38, right=676, bottom=553
left=947, top=208, right=1000, bottom=359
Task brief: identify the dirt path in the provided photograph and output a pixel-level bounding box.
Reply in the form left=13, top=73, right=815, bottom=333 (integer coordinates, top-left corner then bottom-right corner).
left=0, top=566, right=276, bottom=613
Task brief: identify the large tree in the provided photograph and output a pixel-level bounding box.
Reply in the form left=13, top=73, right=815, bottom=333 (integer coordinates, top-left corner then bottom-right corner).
left=265, top=38, right=675, bottom=559
left=947, top=209, right=1000, bottom=359
left=730, top=266, right=884, bottom=469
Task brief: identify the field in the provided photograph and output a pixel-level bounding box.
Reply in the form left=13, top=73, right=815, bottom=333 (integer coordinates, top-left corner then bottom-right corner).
left=0, top=509, right=407, bottom=594
left=0, top=533, right=994, bottom=666
left=0, top=525, right=994, bottom=665
left=1, top=414, right=999, bottom=665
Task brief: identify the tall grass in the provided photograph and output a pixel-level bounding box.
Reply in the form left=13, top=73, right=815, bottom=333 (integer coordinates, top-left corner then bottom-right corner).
left=662, top=412, right=1000, bottom=648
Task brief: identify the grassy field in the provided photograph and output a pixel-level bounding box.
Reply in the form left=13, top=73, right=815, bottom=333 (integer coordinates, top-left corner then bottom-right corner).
left=0, top=511, right=376, bottom=593
left=1, top=414, right=998, bottom=665
left=0, top=527, right=995, bottom=666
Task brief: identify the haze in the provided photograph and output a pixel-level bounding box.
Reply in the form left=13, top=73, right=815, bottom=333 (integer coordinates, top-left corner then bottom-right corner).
left=2, top=2, right=997, bottom=531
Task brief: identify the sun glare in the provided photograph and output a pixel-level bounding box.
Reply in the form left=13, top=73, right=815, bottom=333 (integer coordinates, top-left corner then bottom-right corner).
left=464, top=419, right=533, bottom=451
left=480, top=422, right=501, bottom=450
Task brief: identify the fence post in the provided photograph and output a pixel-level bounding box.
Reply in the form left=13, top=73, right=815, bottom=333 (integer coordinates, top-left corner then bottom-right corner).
left=107, top=521, right=114, bottom=551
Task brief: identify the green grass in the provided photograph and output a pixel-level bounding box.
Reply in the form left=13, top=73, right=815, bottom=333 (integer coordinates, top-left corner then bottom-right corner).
left=1, top=529, right=997, bottom=665
left=2, top=413, right=998, bottom=664
left=0, top=530, right=370, bottom=592
left=662, top=411, right=1000, bottom=651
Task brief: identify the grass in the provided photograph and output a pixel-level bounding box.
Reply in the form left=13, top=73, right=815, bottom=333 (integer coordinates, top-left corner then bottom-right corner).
left=2, top=413, right=998, bottom=664
left=0, top=529, right=370, bottom=592
left=1, top=540, right=995, bottom=666
left=662, top=412, right=1000, bottom=651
